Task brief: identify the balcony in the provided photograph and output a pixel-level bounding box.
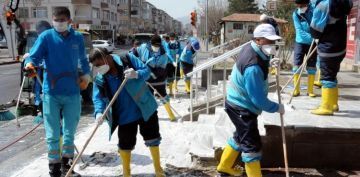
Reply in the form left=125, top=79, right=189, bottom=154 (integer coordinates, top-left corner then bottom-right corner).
left=74, top=15, right=92, bottom=22
left=101, top=2, right=109, bottom=8
left=101, top=21, right=109, bottom=25
left=74, top=20, right=92, bottom=24
left=71, top=0, right=91, bottom=4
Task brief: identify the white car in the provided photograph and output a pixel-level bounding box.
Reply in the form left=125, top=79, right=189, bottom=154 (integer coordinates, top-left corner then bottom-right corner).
left=92, top=40, right=115, bottom=53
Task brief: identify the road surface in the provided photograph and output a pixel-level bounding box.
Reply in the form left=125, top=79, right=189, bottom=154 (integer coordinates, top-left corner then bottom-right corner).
left=0, top=63, right=21, bottom=105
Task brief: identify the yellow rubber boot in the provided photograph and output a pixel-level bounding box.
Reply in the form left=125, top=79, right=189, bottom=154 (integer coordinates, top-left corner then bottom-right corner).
left=174, top=81, right=178, bottom=92
left=118, top=150, right=131, bottom=177
left=185, top=80, right=191, bottom=94
left=293, top=74, right=300, bottom=97
left=270, top=67, right=277, bottom=75
left=314, top=71, right=322, bottom=88
left=149, top=146, right=165, bottom=177
left=216, top=145, right=243, bottom=176
left=333, top=87, right=339, bottom=112
left=180, top=69, right=184, bottom=79
left=164, top=102, right=176, bottom=121
left=311, top=87, right=335, bottom=115
left=307, top=75, right=316, bottom=97
left=168, top=82, right=174, bottom=95
left=245, top=161, right=262, bottom=177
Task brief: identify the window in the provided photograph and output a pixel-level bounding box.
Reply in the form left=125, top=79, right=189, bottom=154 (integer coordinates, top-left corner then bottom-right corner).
left=111, top=12, right=115, bottom=21
left=248, top=25, right=255, bottom=34
left=233, top=23, right=243, bottom=30
left=32, top=7, right=47, bottom=18
left=92, top=8, right=100, bottom=19
left=103, top=11, right=110, bottom=20
left=119, top=9, right=128, bottom=16
left=17, top=7, right=29, bottom=18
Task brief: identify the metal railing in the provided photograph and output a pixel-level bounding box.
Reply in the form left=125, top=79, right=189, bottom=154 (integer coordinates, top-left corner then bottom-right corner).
left=186, top=41, right=250, bottom=121
left=208, top=38, right=243, bottom=53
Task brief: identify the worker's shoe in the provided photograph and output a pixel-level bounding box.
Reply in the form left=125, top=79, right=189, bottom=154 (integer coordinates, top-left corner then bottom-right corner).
left=333, top=87, right=339, bottom=112
left=292, top=74, right=300, bottom=97
left=311, top=87, right=335, bottom=116
left=49, top=163, right=61, bottom=177
left=216, top=144, right=243, bottom=176
left=164, top=102, right=176, bottom=121
left=314, top=71, right=322, bottom=88
left=61, top=157, right=81, bottom=177
left=185, top=80, right=191, bottom=94
left=307, top=75, right=316, bottom=97
left=118, top=150, right=131, bottom=177
left=149, top=146, right=165, bottom=177
left=245, top=161, right=262, bottom=177
left=168, top=82, right=174, bottom=95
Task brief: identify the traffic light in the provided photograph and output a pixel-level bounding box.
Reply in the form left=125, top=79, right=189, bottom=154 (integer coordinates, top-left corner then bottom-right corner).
left=190, top=11, right=197, bottom=27
left=6, top=11, right=15, bottom=25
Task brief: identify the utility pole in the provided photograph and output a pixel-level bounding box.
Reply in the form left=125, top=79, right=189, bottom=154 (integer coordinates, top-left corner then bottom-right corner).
left=128, top=0, right=131, bottom=37
left=205, top=0, right=208, bottom=51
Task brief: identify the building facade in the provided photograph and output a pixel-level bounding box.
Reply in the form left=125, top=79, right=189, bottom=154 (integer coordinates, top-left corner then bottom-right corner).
left=15, top=0, right=182, bottom=40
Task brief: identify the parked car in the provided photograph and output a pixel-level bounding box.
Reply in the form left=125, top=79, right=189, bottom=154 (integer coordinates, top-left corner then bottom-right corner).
left=132, top=33, right=154, bottom=45
left=92, top=40, right=115, bottom=53
left=0, top=35, right=7, bottom=48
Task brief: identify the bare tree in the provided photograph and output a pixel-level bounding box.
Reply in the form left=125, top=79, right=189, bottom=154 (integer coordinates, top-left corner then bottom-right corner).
left=198, top=0, right=228, bottom=45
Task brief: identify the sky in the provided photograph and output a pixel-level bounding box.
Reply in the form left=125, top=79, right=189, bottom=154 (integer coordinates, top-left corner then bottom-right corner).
left=146, top=0, right=199, bottom=19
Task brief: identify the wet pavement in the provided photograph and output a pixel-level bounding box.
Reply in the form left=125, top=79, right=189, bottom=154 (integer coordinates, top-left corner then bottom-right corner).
left=0, top=105, right=95, bottom=177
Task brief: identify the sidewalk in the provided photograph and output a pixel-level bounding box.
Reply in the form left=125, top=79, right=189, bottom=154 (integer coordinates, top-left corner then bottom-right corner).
left=9, top=80, right=196, bottom=177
left=8, top=68, right=360, bottom=176
left=259, top=69, right=360, bottom=169
left=0, top=56, right=20, bottom=65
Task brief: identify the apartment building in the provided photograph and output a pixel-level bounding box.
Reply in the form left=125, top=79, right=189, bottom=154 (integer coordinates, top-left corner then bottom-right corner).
left=15, top=0, right=182, bottom=39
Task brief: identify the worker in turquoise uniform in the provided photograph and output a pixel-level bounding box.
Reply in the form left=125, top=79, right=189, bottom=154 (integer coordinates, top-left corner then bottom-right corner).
left=310, top=0, right=352, bottom=115
left=136, top=35, right=177, bottom=121
left=179, top=37, right=200, bottom=94
left=166, top=32, right=182, bottom=95
left=90, top=48, right=164, bottom=177
left=292, top=0, right=317, bottom=97
left=24, top=7, right=90, bottom=177
left=216, top=24, right=285, bottom=177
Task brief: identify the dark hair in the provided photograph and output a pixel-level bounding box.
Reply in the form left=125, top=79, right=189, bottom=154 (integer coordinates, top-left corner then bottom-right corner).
left=165, top=36, right=170, bottom=40
left=169, top=32, right=176, bottom=38
left=133, top=39, right=141, bottom=46
left=295, top=0, right=310, bottom=4
left=53, top=7, right=71, bottom=19
left=151, top=35, right=162, bottom=46
left=36, top=20, right=51, bottom=34
left=89, top=48, right=109, bottom=63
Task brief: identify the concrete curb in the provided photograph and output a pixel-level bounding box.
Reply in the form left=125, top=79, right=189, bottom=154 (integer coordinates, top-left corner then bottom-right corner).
left=0, top=60, right=20, bottom=65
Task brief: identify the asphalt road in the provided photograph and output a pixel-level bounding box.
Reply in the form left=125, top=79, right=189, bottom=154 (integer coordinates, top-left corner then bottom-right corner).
left=0, top=63, right=21, bottom=105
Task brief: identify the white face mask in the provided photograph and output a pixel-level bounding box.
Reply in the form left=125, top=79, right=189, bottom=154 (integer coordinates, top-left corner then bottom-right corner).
left=53, top=21, right=68, bottom=33
left=152, top=46, right=160, bottom=53
left=299, top=7, right=308, bottom=13
left=170, top=40, right=176, bottom=44
left=93, top=58, right=110, bottom=75
left=261, top=45, right=276, bottom=56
